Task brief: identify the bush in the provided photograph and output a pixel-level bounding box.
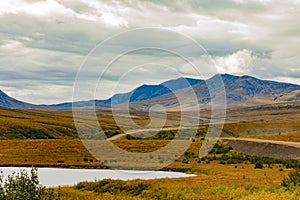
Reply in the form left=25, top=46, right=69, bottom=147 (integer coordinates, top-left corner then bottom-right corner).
left=282, top=169, right=300, bottom=187
left=0, top=168, right=57, bottom=200
left=141, top=188, right=168, bottom=200
left=182, top=157, right=189, bottom=164
left=254, top=162, right=263, bottom=169
left=75, top=179, right=152, bottom=197
left=127, top=182, right=151, bottom=196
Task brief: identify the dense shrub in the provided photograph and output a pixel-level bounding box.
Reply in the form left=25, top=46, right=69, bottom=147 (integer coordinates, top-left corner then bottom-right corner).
left=203, top=142, right=300, bottom=170
left=76, top=179, right=152, bottom=197
left=254, top=162, right=263, bottom=169
left=0, top=168, right=57, bottom=200
left=209, top=143, right=233, bottom=154
left=282, top=169, right=300, bottom=187
left=104, top=129, right=123, bottom=138
left=141, top=188, right=168, bottom=199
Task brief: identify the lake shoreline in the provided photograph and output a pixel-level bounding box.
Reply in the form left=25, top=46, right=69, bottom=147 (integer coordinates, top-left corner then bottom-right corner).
left=0, top=167, right=196, bottom=187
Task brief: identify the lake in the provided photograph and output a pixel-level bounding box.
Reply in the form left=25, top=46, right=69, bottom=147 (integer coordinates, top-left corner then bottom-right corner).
left=0, top=167, right=196, bottom=187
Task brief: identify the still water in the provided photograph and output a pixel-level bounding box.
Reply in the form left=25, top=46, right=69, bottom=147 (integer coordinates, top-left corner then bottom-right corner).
left=0, top=167, right=196, bottom=187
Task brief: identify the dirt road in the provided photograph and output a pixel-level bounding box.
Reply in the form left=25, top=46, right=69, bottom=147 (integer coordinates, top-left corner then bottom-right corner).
left=107, top=126, right=198, bottom=141
left=108, top=128, right=300, bottom=160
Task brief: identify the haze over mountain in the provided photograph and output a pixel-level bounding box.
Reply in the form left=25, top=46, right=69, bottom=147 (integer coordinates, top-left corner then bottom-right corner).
left=1, top=74, right=300, bottom=110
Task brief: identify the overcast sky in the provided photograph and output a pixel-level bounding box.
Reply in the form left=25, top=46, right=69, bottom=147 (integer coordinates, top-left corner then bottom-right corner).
left=0, top=0, right=299, bottom=104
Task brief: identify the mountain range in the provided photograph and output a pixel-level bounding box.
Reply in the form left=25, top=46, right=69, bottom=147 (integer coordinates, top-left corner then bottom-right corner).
left=0, top=89, right=43, bottom=110
left=1, top=74, right=300, bottom=110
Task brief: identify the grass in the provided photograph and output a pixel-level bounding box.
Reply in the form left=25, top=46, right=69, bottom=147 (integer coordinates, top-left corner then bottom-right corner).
left=0, top=107, right=183, bottom=139
left=0, top=104, right=299, bottom=199
left=0, top=139, right=105, bottom=168
left=55, top=163, right=298, bottom=199
left=222, top=120, right=300, bottom=137
left=0, top=138, right=299, bottom=199
left=60, top=139, right=299, bottom=199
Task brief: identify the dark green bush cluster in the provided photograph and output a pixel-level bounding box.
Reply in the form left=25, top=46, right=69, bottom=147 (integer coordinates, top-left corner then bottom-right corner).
left=254, top=161, right=263, bottom=169
left=195, top=127, right=208, bottom=138
left=76, top=179, right=151, bottom=196
left=0, top=168, right=58, bottom=200
left=104, top=129, right=123, bottom=138
left=126, top=130, right=178, bottom=140
left=209, top=143, right=233, bottom=154
left=248, top=156, right=300, bottom=169
left=182, top=151, right=198, bottom=164
left=150, top=130, right=177, bottom=140
left=126, top=129, right=201, bottom=140
left=7, top=128, right=55, bottom=139
left=282, top=169, right=300, bottom=187
left=202, top=142, right=300, bottom=169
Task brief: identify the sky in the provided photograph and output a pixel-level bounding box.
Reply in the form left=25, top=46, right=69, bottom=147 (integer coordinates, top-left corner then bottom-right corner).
left=0, top=0, right=299, bottom=104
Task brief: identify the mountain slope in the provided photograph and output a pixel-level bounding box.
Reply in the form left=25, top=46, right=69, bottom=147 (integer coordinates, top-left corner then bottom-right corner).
left=0, top=90, right=58, bottom=110
left=132, top=74, right=300, bottom=110
left=1, top=74, right=300, bottom=110
left=54, top=77, right=203, bottom=108
left=221, top=74, right=300, bottom=103
left=110, top=77, right=203, bottom=104
left=0, top=90, right=39, bottom=109
left=55, top=74, right=300, bottom=110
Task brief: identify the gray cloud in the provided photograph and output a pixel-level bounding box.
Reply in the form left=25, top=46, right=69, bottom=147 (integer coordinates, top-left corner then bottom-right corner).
left=0, top=0, right=299, bottom=104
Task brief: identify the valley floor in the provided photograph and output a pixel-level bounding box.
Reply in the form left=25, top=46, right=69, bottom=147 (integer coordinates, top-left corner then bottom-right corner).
left=0, top=138, right=299, bottom=199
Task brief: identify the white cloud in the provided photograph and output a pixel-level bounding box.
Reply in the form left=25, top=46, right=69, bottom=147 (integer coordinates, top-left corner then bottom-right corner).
left=214, top=49, right=253, bottom=74
left=0, top=40, right=23, bottom=50
left=0, top=0, right=299, bottom=104
left=180, top=49, right=254, bottom=77
left=0, top=0, right=129, bottom=27
left=0, top=0, right=73, bottom=16
left=100, top=11, right=128, bottom=27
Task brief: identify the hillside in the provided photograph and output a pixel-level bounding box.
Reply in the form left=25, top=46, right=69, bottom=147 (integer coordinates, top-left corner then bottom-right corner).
left=0, top=100, right=299, bottom=139
left=139, top=74, right=300, bottom=110
left=52, top=74, right=300, bottom=110
left=0, top=107, right=77, bottom=139
left=0, top=90, right=39, bottom=109
left=1, top=74, right=300, bottom=111
left=0, top=90, right=56, bottom=110
left=0, top=106, right=182, bottom=139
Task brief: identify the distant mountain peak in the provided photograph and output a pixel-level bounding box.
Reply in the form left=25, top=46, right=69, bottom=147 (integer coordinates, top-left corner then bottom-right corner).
left=0, top=89, right=45, bottom=110
left=0, top=89, right=8, bottom=96
left=1, top=74, right=300, bottom=110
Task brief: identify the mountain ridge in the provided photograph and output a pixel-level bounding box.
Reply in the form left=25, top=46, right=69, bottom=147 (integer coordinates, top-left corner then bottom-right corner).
left=1, top=74, right=300, bottom=110
left=0, top=89, right=40, bottom=109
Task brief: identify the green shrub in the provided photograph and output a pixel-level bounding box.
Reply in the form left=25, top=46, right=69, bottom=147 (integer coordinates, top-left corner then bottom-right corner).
left=254, top=162, right=263, bottom=169
left=0, top=168, right=57, bottom=200
left=182, top=157, right=189, bottom=164
left=282, top=169, right=300, bottom=187
left=127, top=182, right=151, bottom=196
left=75, top=179, right=152, bottom=197
left=141, top=188, right=168, bottom=200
